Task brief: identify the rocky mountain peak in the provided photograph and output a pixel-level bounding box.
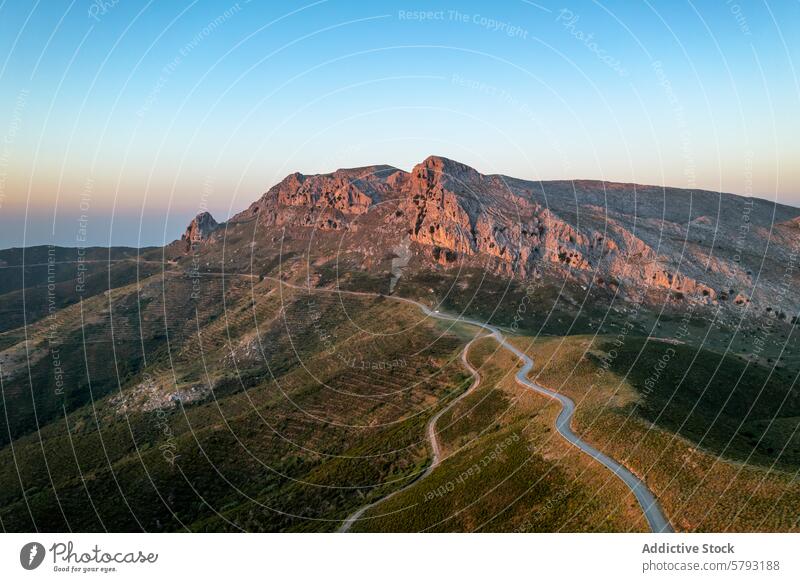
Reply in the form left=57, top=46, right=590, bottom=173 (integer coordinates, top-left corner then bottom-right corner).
left=417, top=154, right=481, bottom=176
left=409, top=155, right=483, bottom=194
left=181, top=211, right=218, bottom=250
left=214, top=155, right=800, bottom=310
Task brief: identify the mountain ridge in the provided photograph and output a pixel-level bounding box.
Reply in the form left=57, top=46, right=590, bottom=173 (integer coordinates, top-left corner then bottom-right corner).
left=183, top=155, right=800, bottom=313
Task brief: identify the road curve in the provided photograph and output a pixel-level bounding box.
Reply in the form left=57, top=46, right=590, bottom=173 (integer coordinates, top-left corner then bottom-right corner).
left=401, top=301, right=674, bottom=533
left=338, top=337, right=484, bottom=532
left=264, top=278, right=673, bottom=533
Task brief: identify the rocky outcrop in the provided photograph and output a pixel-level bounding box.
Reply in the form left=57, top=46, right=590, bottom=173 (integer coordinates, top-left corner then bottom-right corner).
left=222, top=155, right=800, bottom=308
left=181, top=212, right=218, bottom=251
left=402, top=157, right=479, bottom=256
left=235, top=165, right=397, bottom=230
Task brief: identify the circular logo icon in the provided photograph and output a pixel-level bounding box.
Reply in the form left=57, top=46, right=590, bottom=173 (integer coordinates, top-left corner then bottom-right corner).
left=19, top=542, right=46, bottom=570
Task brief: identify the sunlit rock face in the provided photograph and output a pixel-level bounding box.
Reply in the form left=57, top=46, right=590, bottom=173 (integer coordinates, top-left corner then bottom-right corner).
left=213, top=155, right=800, bottom=310
left=182, top=211, right=219, bottom=251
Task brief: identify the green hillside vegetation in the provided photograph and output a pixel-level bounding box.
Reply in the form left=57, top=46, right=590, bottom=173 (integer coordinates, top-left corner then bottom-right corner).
left=0, top=281, right=468, bottom=531
left=350, top=337, right=648, bottom=532
left=517, top=334, right=800, bottom=532
left=1, top=239, right=798, bottom=533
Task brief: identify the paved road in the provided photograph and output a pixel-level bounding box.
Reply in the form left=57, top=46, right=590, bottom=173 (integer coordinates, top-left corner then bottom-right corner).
left=406, top=303, right=674, bottom=534
left=338, top=337, right=484, bottom=533
left=262, top=277, right=673, bottom=533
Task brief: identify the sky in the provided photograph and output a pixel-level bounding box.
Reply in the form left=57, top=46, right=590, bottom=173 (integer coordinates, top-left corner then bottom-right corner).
left=0, top=0, right=798, bottom=247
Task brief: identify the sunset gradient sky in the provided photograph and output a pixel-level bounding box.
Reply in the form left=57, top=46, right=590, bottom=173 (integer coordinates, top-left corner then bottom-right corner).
left=1, top=0, right=798, bottom=246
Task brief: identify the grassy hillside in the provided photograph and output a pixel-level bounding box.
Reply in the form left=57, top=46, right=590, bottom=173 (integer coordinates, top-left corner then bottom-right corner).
left=0, top=247, right=159, bottom=333
left=0, top=281, right=469, bottom=531
left=605, top=338, right=800, bottom=469
left=1, top=237, right=797, bottom=532
left=350, top=337, right=648, bottom=532
left=517, top=334, right=800, bottom=532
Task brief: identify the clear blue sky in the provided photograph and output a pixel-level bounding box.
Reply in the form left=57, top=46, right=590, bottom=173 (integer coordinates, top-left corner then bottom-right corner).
left=1, top=0, right=798, bottom=247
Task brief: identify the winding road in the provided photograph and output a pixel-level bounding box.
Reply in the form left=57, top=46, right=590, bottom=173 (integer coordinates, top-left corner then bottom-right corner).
left=338, top=336, right=485, bottom=532
left=338, top=296, right=674, bottom=533
left=263, top=277, right=672, bottom=532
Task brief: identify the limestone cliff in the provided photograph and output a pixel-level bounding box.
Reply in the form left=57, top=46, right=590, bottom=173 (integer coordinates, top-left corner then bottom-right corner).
left=217, top=155, right=799, bottom=309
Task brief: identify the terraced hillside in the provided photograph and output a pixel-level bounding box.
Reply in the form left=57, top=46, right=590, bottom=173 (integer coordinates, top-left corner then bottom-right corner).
left=1, top=156, right=799, bottom=533
left=0, top=246, right=160, bottom=333
left=350, top=337, right=649, bottom=532
left=0, top=275, right=472, bottom=531
left=516, top=335, right=800, bottom=532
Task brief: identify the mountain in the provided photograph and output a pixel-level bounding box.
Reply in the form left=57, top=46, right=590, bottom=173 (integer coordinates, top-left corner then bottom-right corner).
left=181, top=211, right=219, bottom=251
left=183, top=155, right=800, bottom=314
left=1, top=156, right=799, bottom=533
